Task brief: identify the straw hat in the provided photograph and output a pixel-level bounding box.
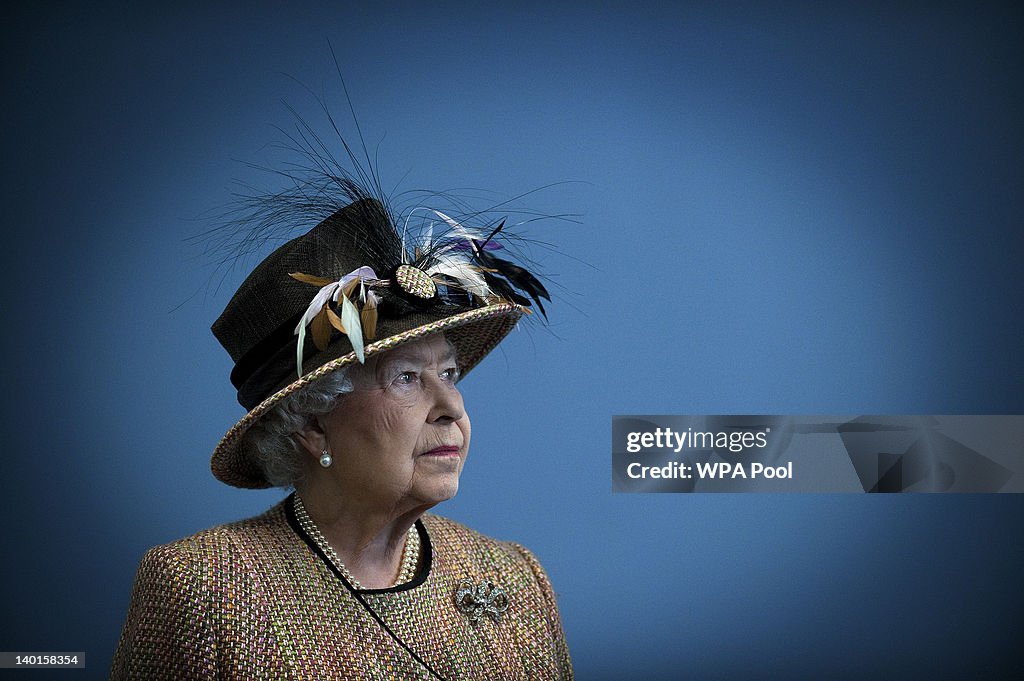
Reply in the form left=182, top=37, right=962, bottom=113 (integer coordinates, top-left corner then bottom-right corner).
left=210, top=194, right=548, bottom=488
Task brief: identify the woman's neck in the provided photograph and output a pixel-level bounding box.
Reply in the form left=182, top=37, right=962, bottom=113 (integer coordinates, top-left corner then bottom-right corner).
left=295, top=483, right=428, bottom=589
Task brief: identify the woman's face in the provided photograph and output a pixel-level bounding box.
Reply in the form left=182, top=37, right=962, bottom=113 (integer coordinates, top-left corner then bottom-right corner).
left=316, top=335, right=471, bottom=512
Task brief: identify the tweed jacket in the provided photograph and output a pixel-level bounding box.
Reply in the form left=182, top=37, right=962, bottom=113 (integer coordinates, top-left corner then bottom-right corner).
left=111, top=495, right=572, bottom=680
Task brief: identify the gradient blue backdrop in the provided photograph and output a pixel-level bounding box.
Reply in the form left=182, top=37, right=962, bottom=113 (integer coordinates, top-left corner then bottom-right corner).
left=3, top=2, right=1022, bottom=679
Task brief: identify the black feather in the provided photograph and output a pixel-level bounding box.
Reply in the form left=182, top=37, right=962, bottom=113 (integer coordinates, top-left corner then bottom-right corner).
left=480, top=271, right=532, bottom=307
left=474, top=249, right=550, bottom=319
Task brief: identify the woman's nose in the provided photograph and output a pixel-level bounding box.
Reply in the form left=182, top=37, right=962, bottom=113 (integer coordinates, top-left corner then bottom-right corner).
left=427, top=377, right=464, bottom=424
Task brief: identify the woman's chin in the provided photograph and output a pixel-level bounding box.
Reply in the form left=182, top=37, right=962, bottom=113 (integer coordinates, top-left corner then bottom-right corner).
left=413, top=476, right=461, bottom=507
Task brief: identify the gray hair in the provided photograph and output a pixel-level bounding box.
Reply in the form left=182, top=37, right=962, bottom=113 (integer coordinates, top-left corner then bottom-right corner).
left=244, top=368, right=355, bottom=488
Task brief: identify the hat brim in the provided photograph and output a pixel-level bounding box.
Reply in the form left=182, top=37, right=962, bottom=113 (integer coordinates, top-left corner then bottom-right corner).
left=211, top=302, right=524, bottom=488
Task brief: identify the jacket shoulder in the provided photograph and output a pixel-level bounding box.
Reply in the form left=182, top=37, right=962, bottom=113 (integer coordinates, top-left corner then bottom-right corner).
left=130, top=499, right=292, bottom=593
left=111, top=502, right=292, bottom=679
left=139, top=501, right=290, bottom=574
left=421, top=513, right=549, bottom=578
left=421, top=512, right=516, bottom=553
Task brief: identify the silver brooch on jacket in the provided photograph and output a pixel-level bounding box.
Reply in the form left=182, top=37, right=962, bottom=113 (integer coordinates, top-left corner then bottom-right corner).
left=454, top=578, right=509, bottom=623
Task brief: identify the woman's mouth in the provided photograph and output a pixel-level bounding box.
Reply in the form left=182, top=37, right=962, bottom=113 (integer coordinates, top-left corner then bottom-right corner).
left=421, top=445, right=461, bottom=457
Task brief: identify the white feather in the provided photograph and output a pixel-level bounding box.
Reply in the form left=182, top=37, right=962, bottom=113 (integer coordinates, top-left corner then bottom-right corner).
left=432, top=210, right=488, bottom=254
left=432, top=210, right=463, bottom=231
left=339, top=294, right=366, bottom=363
left=427, top=253, right=491, bottom=298
left=422, top=221, right=433, bottom=255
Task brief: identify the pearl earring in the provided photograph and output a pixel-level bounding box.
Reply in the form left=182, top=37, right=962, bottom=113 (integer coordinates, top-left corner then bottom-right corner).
left=319, top=450, right=333, bottom=468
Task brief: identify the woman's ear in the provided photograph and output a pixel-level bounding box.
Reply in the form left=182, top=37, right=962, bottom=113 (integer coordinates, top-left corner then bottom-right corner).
left=295, top=417, right=328, bottom=461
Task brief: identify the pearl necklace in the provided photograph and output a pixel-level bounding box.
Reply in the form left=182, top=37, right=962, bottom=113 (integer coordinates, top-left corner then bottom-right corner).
left=294, top=495, right=420, bottom=590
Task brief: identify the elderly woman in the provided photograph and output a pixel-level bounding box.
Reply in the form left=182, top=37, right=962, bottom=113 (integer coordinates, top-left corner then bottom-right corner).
left=111, top=194, right=572, bottom=679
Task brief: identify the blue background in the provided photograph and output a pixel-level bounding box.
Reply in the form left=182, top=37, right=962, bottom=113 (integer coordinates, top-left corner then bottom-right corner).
left=3, top=2, right=1022, bottom=679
